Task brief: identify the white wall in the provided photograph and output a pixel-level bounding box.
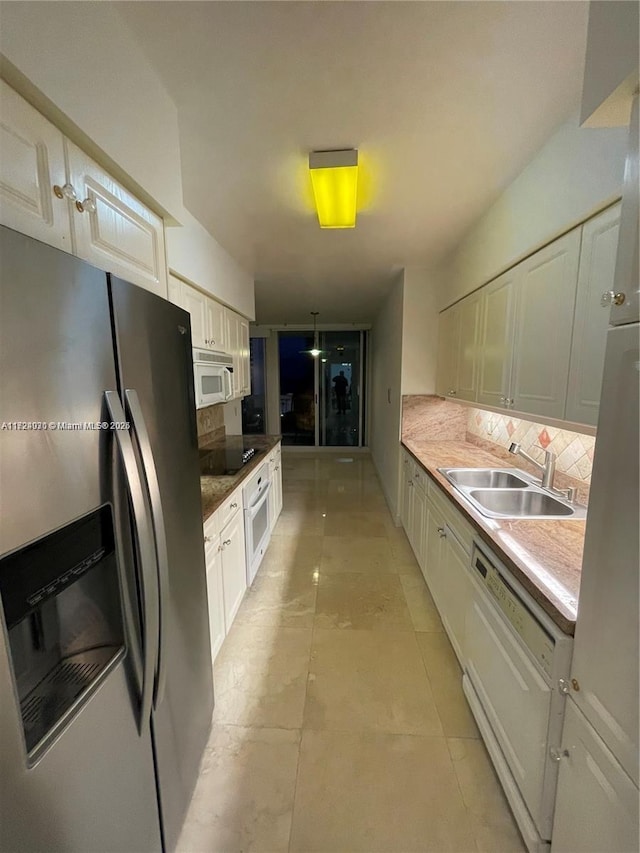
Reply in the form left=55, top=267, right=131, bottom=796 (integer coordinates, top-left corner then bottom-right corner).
left=0, top=2, right=183, bottom=220
left=581, top=1, right=639, bottom=127
left=401, top=268, right=441, bottom=395
left=369, top=273, right=404, bottom=520
left=441, top=118, right=628, bottom=308
left=166, top=208, right=255, bottom=319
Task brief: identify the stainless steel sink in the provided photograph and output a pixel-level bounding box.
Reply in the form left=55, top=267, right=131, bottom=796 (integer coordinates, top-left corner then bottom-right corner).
left=437, top=466, right=587, bottom=520
left=439, top=468, right=530, bottom=489
left=467, top=488, right=582, bottom=519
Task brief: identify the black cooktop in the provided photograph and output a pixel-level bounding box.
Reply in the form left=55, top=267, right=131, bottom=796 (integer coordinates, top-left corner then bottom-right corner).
left=199, top=446, right=256, bottom=476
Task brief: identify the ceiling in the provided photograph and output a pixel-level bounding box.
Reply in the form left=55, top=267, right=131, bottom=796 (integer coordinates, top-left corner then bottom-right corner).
left=118, top=1, right=588, bottom=324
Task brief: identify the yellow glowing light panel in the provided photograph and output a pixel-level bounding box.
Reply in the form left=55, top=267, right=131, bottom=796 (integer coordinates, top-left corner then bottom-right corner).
left=309, top=150, right=358, bottom=229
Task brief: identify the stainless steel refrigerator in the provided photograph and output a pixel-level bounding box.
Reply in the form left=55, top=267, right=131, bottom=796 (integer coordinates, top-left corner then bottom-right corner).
left=0, top=225, right=214, bottom=852
left=551, top=97, right=639, bottom=849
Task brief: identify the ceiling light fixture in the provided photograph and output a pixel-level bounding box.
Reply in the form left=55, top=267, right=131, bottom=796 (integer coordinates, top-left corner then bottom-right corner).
left=309, top=311, right=321, bottom=357
left=309, top=149, right=358, bottom=228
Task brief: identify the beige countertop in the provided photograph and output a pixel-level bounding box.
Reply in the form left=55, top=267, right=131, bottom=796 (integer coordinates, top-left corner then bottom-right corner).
left=200, top=434, right=281, bottom=522
left=402, top=438, right=585, bottom=635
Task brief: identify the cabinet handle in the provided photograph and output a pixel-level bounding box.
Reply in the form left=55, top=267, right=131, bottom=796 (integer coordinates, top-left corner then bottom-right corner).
left=230, top=502, right=238, bottom=509
left=500, top=396, right=506, bottom=404
left=76, top=196, right=96, bottom=214
left=53, top=182, right=77, bottom=201
left=437, top=527, right=446, bottom=538
left=408, top=480, right=413, bottom=487
left=601, top=290, right=626, bottom=307
left=223, top=539, right=232, bottom=547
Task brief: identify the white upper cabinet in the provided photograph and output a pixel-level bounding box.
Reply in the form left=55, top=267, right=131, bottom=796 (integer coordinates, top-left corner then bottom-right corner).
left=180, top=283, right=208, bottom=350
left=510, top=229, right=581, bottom=420
left=0, top=80, right=71, bottom=252
left=239, top=317, right=250, bottom=396
left=206, top=299, right=227, bottom=352
left=435, top=304, right=460, bottom=398
left=565, top=204, right=621, bottom=425
left=455, top=290, right=482, bottom=402
left=477, top=269, right=518, bottom=409
left=225, top=309, right=242, bottom=398
left=0, top=82, right=168, bottom=297
left=67, top=141, right=167, bottom=298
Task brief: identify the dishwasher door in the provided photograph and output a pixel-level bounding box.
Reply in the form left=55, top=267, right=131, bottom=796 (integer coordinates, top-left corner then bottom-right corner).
left=465, top=589, right=553, bottom=835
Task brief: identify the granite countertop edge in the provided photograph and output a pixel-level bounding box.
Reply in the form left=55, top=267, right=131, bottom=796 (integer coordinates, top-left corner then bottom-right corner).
left=401, top=438, right=584, bottom=636
left=200, top=434, right=282, bottom=523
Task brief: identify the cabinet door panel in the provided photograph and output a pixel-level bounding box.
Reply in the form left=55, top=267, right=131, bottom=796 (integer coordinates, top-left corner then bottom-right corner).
left=423, top=498, right=445, bottom=601
left=466, top=593, right=551, bottom=827
left=565, top=205, right=620, bottom=425
left=67, top=142, right=167, bottom=297
left=436, top=305, right=460, bottom=398
left=409, top=483, right=427, bottom=570
left=206, top=299, right=227, bottom=352
left=181, top=284, right=208, bottom=350
left=205, top=537, right=226, bottom=663
left=0, top=81, right=71, bottom=252
left=225, top=309, right=241, bottom=398
left=220, top=512, right=247, bottom=629
left=477, top=270, right=517, bottom=408
left=438, top=528, right=471, bottom=665
left=511, top=230, right=581, bottom=419
left=552, top=700, right=639, bottom=853
left=240, top=318, right=251, bottom=395
left=455, top=292, right=481, bottom=402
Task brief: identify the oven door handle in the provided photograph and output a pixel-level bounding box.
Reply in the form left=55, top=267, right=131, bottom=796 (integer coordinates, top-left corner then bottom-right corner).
left=246, top=480, right=272, bottom=519
left=104, top=391, right=159, bottom=733
left=125, top=389, right=170, bottom=710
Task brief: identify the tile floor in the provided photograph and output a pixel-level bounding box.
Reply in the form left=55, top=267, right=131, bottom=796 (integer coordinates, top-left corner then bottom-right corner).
left=178, top=452, right=526, bottom=853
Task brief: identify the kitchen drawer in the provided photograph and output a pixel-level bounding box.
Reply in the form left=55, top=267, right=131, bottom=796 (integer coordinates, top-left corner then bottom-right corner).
left=217, top=487, right=243, bottom=530
left=426, top=477, right=474, bottom=552
left=411, top=462, right=427, bottom=495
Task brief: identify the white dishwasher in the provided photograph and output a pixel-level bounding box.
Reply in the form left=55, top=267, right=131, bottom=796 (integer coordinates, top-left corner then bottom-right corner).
left=463, top=542, right=573, bottom=853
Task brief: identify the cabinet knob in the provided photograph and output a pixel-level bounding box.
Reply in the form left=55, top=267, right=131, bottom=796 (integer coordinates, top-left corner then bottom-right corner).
left=437, top=527, right=446, bottom=538
left=223, top=539, right=232, bottom=547
left=230, top=502, right=238, bottom=509
left=601, top=290, right=626, bottom=307
left=76, top=196, right=97, bottom=214
left=549, top=746, right=570, bottom=762
left=204, top=535, right=211, bottom=543
left=53, top=182, right=77, bottom=201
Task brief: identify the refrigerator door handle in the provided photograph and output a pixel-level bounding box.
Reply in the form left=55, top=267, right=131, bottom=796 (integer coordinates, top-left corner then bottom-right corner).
left=125, top=389, right=170, bottom=709
left=105, top=390, right=160, bottom=733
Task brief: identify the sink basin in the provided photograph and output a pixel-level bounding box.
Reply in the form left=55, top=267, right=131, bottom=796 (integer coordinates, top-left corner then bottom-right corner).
left=467, top=488, right=580, bottom=519
left=440, top=468, right=530, bottom=489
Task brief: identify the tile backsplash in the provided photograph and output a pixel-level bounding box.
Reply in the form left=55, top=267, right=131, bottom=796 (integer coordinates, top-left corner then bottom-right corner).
left=466, top=408, right=595, bottom=484
left=196, top=404, right=225, bottom=447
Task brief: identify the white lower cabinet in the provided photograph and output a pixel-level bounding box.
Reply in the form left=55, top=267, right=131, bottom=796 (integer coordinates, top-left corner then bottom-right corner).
left=436, top=525, right=472, bottom=665
left=268, top=445, right=283, bottom=531
left=551, top=699, right=639, bottom=853
left=203, top=486, right=247, bottom=664
left=203, top=529, right=225, bottom=663
left=220, top=508, right=247, bottom=629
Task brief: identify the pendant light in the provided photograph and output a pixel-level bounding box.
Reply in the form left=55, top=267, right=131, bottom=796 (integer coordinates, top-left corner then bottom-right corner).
left=309, top=311, right=321, bottom=357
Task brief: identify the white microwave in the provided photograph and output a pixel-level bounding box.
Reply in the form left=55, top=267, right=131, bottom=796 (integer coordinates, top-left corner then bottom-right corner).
left=193, top=349, right=234, bottom=408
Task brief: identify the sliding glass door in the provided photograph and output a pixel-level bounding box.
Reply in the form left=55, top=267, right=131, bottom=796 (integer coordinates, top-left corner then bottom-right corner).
left=278, top=329, right=366, bottom=448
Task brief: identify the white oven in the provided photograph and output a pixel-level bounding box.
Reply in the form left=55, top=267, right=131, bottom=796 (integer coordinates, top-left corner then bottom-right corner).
left=243, top=463, right=272, bottom=585
left=193, top=349, right=233, bottom=408
left=462, top=542, right=573, bottom=853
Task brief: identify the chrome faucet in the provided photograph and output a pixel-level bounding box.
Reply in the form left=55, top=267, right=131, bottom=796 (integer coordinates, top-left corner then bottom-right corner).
left=508, top=442, right=556, bottom=489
